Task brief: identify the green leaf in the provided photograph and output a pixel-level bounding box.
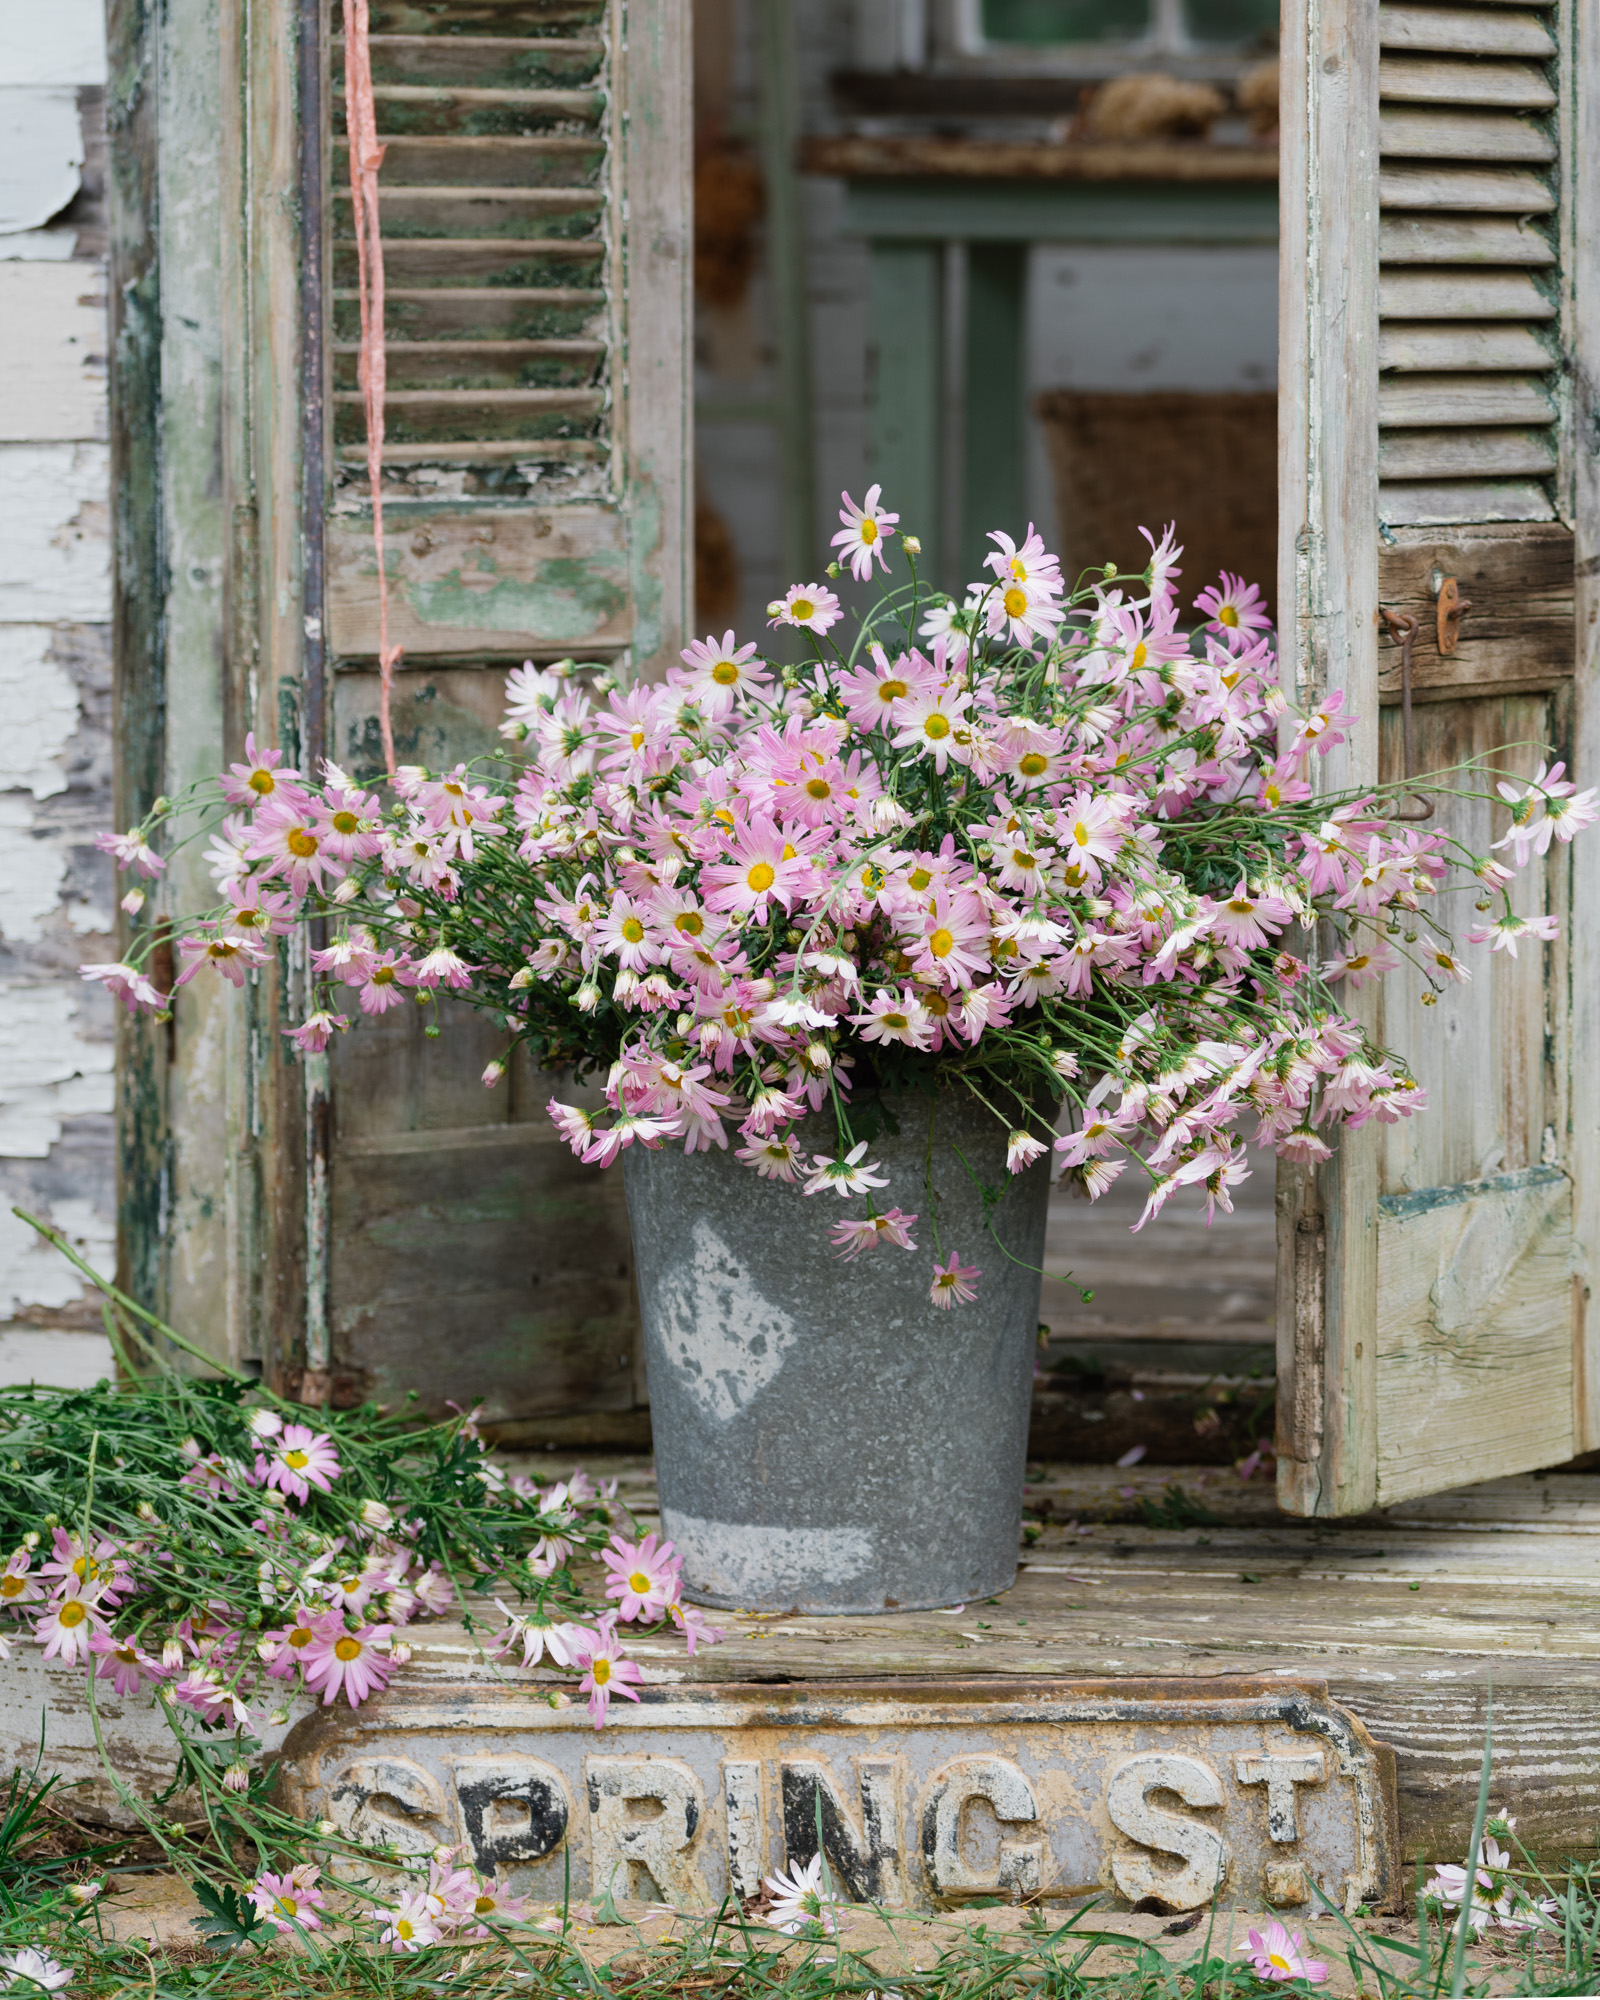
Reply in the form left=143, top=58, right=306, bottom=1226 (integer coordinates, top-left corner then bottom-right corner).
left=191, top=1877, right=263, bottom=1949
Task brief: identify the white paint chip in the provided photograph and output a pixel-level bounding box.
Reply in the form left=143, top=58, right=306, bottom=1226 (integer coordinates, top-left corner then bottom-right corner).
left=0, top=979, right=113, bottom=1155
left=0, top=795, right=68, bottom=941
left=0, top=442, right=111, bottom=621
left=0, top=0, right=107, bottom=86
left=650, top=1214, right=797, bottom=1423
left=0, top=1198, right=112, bottom=1321
left=0, top=1324, right=113, bottom=1387
left=0, top=87, right=83, bottom=235
left=0, top=264, right=107, bottom=443
left=0, top=625, right=79, bottom=797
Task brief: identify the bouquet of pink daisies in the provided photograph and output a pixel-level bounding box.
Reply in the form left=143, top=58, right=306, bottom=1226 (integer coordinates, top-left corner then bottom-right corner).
left=90, top=492, right=1594, bottom=1286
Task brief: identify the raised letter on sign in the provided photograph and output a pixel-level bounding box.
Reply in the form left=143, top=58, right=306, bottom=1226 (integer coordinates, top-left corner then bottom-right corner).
left=450, top=1757, right=571, bottom=1874
left=1234, top=1749, right=1325, bottom=1844
left=920, top=1755, right=1043, bottom=1900
left=722, top=1760, right=765, bottom=1901
left=1105, top=1753, right=1230, bottom=1911
left=326, top=1756, right=449, bottom=1857
left=780, top=1758, right=905, bottom=1906
left=587, top=1757, right=711, bottom=1909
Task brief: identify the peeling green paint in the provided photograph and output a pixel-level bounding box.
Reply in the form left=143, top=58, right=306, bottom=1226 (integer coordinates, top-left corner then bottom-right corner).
left=1379, top=1163, right=1568, bottom=1221
left=408, top=554, right=629, bottom=638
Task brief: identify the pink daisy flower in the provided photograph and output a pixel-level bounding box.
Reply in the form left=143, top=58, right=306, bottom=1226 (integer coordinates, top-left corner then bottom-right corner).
left=929, top=1252, right=980, bottom=1309
left=222, top=732, right=310, bottom=812
left=1194, top=570, right=1270, bottom=636
left=250, top=1865, right=328, bottom=1934
left=378, top=1892, right=440, bottom=1953
left=80, top=960, right=167, bottom=1015
left=247, top=802, right=345, bottom=897
left=0, top=1551, right=43, bottom=1608
left=666, top=1599, right=724, bottom=1656
left=90, top=1636, right=167, bottom=1698
left=701, top=817, right=815, bottom=924
left=300, top=1621, right=397, bottom=1708
left=257, top=1422, right=342, bottom=1503
left=600, top=1531, right=681, bottom=1621
left=283, top=1009, right=349, bottom=1054
left=767, top=582, right=842, bottom=635
left=830, top=1207, right=918, bottom=1260
left=1238, top=1918, right=1329, bottom=1984
left=574, top=1623, right=644, bottom=1729
left=671, top=632, right=771, bottom=717
left=95, top=828, right=166, bottom=877
left=830, top=484, right=898, bottom=581
left=33, top=1581, right=108, bottom=1667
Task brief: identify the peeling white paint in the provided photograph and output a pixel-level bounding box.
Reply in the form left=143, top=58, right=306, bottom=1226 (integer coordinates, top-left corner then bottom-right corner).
left=0, top=980, right=113, bottom=1157
left=0, top=87, right=83, bottom=235
left=0, top=1326, right=114, bottom=1387
left=0, top=264, right=108, bottom=442
left=0, top=1198, right=113, bottom=1319
left=0, top=0, right=107, bottom=87
left=0, top=626, right=79, bottom=796
left=651, top=1216, right=797, bottom=1423
left=659, top=1511, right=876, bottom=1599
left=0, top=797, right=68, bottom=940
left=0, top=444, right=111, bottom=622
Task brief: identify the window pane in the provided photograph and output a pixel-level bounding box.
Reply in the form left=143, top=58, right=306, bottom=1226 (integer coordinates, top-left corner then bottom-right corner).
left=981, top=0, right=1152, bottom=45
left=1183, top=0, right=1278, bottom=42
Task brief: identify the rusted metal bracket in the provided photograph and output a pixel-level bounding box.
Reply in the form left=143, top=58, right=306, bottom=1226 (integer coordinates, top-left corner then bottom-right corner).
left=1435, top=574, right=1472, bottom=657
left=1378, top=608, right=1433, bottom=821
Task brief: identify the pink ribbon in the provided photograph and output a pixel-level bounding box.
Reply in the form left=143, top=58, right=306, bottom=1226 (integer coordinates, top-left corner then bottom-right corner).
left=342, top=0, right=400, bottom=776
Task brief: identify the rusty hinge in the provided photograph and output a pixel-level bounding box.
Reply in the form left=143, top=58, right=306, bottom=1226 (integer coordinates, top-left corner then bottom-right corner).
left=1377, top=607, right=1433, bottom=821
left=1435, top=573, right=1472, bottom=656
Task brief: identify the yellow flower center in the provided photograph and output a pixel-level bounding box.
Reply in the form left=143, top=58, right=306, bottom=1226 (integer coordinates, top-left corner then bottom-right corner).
left=1219, top=604, right=1239, bottom=628
left=1347, top=954, right=1370, bottom=971
left=877, top=678, right=907, bottom=703
left=248, top=769, right=275, bottom=795
left=275, top=1896, right=299, bottom=1920
left=340, top=1577, right=361, bottom=1595
left=397, top=1919, right=415, bottom=1941
left=790, top=598, right=814, bottom=621
left=674, top=910, right=703, bottom=936
left=1004, top=587, right=1028, bottom=617
left=289, top=1626, right=313, bottom=1648
left=805, top=778, right=831, bottom=800
left=923, top=991, right=950, bottom=1018
left=860, top=520, right=878, bottom=543
left=473, top=1895, right=495, bottom=1915
left=923, top=714, right=950, bottom=740
left=628, top=1570, right=651, bottom=1593
left=1228, top=899, right=1254, bottom=915
left=781, top=842, right=797, bottom=860
left=373, top=965, right=395, bottom=985
left=621, top=917, right=645, bottom=943
left=116, top=1646, right=137, bottom=1663
left=746, top=861, right=776, bottom=892
left=1013, top=850, right=1036, bottom=870
left=1073, top=822, right=1090, bottom=847
left=711, top=659, right=740, bottom=686
left=59, top=1601, right=87, bottom=1628
left=332, top=810, right=360, bottom=835
left=929, top=928, right=954, bottom=958
left=0, top=1576, right=23, bottom=1599
left=284, top=1449, right=309, bottom=1469
left=1010, top=555, right=1027, bottom=579
left=908, top=867, right=931, bottom=891
left=334, top=1636, right=362, bottom=1662
left=883, top=1012, right=909, bottom=1032
left=631, top=729, right=646, bottom=749
left=286, top=828, right=319, bottom=859
left=592, top=1657, right=612, bottom=1685
left=1018, top=752, right=1048, bottom=777
left=1130, top=643, right=1147, bottom=671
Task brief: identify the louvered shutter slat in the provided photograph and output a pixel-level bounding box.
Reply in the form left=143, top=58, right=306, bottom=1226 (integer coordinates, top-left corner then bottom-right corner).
left=331, top=0, right=610, bottom=483
left=1378, top=0, right=1561, bottom=527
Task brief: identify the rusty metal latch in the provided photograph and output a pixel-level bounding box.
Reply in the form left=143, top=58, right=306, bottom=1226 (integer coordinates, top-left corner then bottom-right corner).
left=1435, top=574, right=1472, bottom=656
left=1378, top=607, right=1433, bottom=821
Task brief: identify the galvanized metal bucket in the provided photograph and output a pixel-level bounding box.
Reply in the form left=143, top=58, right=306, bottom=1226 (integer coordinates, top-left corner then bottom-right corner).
left=622, top=1089, right=1051, bottom=1614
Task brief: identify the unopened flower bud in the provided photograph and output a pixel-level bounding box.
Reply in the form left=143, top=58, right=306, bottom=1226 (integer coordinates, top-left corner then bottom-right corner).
left=359, top=1498, right=394, bottom=1531
left=249, top=1408, right=284, bottom=1440
left=162, top=1639, right=185, bottom=1669
left=23, top=1531, right=39, bottom=1550
left=508, top=966, right=535, bottom=990
left=136, top=1500, right=158, bottom=1522
left=331, top=876, right=361, bottom=905
left=256, top=1639, right=281, bottom=1662
left=268, top=1707, right=291, bottom=1727
left=151, top=796, right=171, bottom=816
left=389, top=1641, right=412, bottom=1665
left=903, top=535, right=921, bottom=556
left=68, top=1880, right=104, bottom=1904
left=222, top=1762, right=250, bottom=1794
left=548, top=1690, right=572, bottom=1710
left=121, top=889, right=146, bottom=915
left=482, top=1060, right=506, bottom=1088
left=317, top=1820, right=338, bottom=1837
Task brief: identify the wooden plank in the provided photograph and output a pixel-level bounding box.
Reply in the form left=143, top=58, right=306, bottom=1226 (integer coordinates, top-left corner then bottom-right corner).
left=800, top=134, right=1280, bottom=183
left=1377, top=53, right=1557, bottom=106
left=1378, top=319, right=1553, bottom=369
left=338, top=135, right=605, bottom=184
left=1375, top=521, right=1574, bottom=693
left=841, top=179, right=1279, bottom=247
left=1379, top=105, right=1557, bottom=159
left=866, top=242, right=943, bottom=575
left=326, top=506, right=632, bottom=657
left=1276, top=0, right=1382, bottom=1518
left=1378, top=161, right=1556, bottom=209
left=1378, top=5, right=1555, bottom=57
left=336, top=239, right=604, bottom=285
left=1378, top=266, right=1555, bottom=315
left=962, top=244, right=1025, bottom=584
left=1376, top=424, right=1556, bottom=476
left=338, top=33, right=605, bottom=87
left=1568, top=0, right=1600, bottom=1455
left=1377, top=371, right=1554, bottom=424
left=333, top=337, right=605, bottom=391
left=1374, top=1172, right=1575, bottom=1504
left=1378, top=212, right=1554, bottom=263
left=1378, top=476, right=1557, bottom=522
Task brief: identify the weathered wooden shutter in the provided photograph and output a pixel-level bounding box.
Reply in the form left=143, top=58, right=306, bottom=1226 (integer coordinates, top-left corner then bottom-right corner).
left=1276, top=0, right=1599, bottom=1511
left=290, top=0, right=688, bottom=1429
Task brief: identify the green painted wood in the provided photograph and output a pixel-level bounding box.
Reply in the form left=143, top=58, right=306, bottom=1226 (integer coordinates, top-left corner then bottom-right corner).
left=843, top=179, right=1279, bottom=245
left=866, top=242, right=944, bottom=579
left=962, top=243, right=1027, bottom=581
